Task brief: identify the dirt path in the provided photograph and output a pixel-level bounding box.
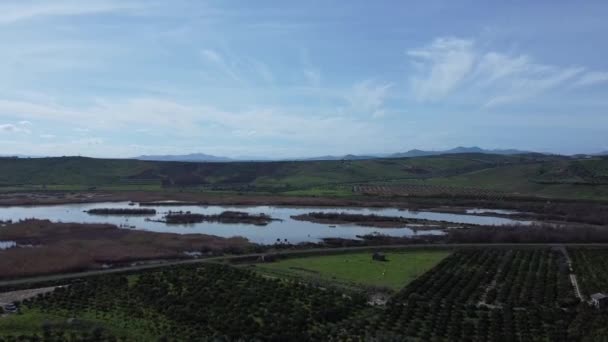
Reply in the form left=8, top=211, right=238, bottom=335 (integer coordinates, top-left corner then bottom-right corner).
left=0, top=286, right=58, bottom=305
left=557, top=246, right=585, bottom=301
left=3, top=243, right=608, bottom=289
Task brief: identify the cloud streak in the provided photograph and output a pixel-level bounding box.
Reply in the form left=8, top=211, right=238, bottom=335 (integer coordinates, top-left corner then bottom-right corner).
left=0, top=122, right=31, bottom=134
left=0, top=95, right=384, bottom=156
left=0, top=0, right=140, bottom=24
left=348, top=80, right=393, bottom=118
left=200, top=49, right=243, bottom=83
left=407, top=38, right=476, bottom=101
left=407, top=37, right=608, bottom=106
left=574, top=71, right=608, bottom=87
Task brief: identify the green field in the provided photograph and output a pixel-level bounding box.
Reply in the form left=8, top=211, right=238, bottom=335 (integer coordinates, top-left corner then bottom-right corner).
left=255, top=250, right=451, bottom=290
left=1, top=153, right=608, bottom=200
left=6, top=249, right=608, bottom=340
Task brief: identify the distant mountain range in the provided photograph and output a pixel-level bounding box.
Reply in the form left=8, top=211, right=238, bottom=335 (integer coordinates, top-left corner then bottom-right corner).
left=136, top=153, right=233, bottom=162
left=134, top=147, right=533, bottom=163
left=1, top=148, right=602, bottom=163
left=387, top=147, right=532, bottom=158
left=0, top=154, right=44, bottom=158
left=300, top=154, right=378, bottom=161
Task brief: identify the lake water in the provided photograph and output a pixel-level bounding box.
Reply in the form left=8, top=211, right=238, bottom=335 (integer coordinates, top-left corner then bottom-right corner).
left=466, top=208, right=520, bottom=215
left=0, top=202, right=529, bottom=244
left=0, top=241, right=16, bottom=250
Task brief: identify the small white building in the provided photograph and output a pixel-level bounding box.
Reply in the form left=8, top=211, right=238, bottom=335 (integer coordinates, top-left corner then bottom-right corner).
left=2, top=303, right=18, bottom=314
left=590, top=293, right=608, bottom=309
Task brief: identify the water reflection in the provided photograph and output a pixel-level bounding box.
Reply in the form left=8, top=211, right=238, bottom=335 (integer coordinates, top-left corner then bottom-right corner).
left=0, top=202, right=530, bottom=244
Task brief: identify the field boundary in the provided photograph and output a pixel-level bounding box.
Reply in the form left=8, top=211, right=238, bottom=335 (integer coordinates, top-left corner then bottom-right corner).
left=4, top=243, right=608, bottom=290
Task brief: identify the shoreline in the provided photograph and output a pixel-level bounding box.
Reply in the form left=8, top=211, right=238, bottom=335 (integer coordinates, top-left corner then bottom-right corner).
left=0, top=190, right=606, bottom=227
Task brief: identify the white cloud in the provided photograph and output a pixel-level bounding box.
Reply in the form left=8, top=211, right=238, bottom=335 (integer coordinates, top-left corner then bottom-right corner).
left=251, top=60, right=274, bottom=84
left=483, top=66, right=584, bottom=107
left=349, top=80, right=393, bottom=112
left=0, top=0, right=140, bottom=24
left=473, top=52, right=530, bottom=84
left=407, top=38, right=476, bottom=101
left=0, top=121, right=31, bottom=134
left=407, top=37, right=603, bottom=106
left=0, top=124, right=20, bottom=132
left=574, top=71, right=608, bottom=87
left=72, top=137, right=103, bottom=145
left=303, top=68, right=321, bottom=87
left=201, top=49, right=222, bottom=64
left=232, top=129, right=257, bottom=137
left=200, top=49, right=242, bottom=82
left=0, top=96, right=382, bottom=152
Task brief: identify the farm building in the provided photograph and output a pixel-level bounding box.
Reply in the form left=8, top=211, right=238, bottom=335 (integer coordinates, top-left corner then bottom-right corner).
left=372, top=252, right=387, bottom=262
left=590, top=293, right=608, bottom=309
left=2, top=303, right=18, bottom=314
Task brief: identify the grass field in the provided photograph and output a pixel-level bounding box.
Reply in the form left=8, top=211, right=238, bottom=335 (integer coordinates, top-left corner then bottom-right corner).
left=0, top=310, right=141, bottom=339
left=1, top=153, right=608, bottom=200
left=255, top=250, right=451, bottom=290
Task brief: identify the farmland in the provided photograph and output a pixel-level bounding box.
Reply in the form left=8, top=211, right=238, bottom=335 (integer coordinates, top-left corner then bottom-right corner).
left=570, top=248, right=608, bottom=296
left=0, top=263, right=367, bottom=341
left=354, top=183, right=507, bottom=199
left=326, top=248, right=606, bottom=341
left=254, top=250, right=451, bottom=290
left=4, top=247, right=608, bottom=340
left=1, top=154, right=608, bottom=201
left=2, top=154, right=608, bottom=340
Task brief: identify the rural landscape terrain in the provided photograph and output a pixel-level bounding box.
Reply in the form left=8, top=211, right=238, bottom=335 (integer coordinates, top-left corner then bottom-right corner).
left=1, top=153, right=608, bottom=340
left=2, top=1, right=608, bottom=340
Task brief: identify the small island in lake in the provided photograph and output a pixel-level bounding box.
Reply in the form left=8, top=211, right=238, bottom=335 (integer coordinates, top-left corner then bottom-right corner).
left=160, top=211, right=278, bottom=226
left=291, top=212, right=474, bottom=229
left=86, top=208, right=157, bottom=215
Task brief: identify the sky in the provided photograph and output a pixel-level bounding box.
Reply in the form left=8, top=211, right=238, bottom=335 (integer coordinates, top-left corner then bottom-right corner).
left=0, top=0, right=607, bottom=158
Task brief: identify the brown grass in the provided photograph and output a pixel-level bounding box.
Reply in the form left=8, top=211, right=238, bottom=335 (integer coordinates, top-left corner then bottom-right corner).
left=0, top=219, right=251, bottom=279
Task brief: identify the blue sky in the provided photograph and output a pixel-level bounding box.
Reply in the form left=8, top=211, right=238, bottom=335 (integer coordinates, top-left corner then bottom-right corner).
left=0, top=0, right=607, bottom=158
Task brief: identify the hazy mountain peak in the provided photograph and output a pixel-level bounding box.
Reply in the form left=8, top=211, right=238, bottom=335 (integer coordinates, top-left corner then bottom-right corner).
left=136, top=153, right=232, bottom=162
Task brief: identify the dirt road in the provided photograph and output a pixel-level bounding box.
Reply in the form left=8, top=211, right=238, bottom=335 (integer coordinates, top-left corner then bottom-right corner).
left=2, top=243, right=607, bottom=289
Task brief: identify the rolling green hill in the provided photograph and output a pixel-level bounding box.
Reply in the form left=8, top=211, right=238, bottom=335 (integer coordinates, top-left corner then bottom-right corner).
left=1, top=154, right=607, bottom=200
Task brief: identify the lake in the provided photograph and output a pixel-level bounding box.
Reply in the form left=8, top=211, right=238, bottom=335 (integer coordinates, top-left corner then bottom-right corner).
left=0, top=202, right=529, bottom=244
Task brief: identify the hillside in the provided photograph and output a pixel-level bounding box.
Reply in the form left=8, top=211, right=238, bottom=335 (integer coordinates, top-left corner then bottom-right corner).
left=1, top=154, right=607, bottom=200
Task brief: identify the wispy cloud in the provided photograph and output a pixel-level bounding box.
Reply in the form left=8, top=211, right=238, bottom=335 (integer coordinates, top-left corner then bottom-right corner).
left=407, top=37, right=608, bottom=106
left=348, top=80, right=393, bottom=118
left=407, top=38, right=476, bottom=101
left=250, top=60, right=274, bottom=84
left=300, top=48, right=322, bottom=87
left=201, top=49, right=222, bottom=64
left=303, top=68, right=321, bottom=87
left=0, top=96, right=381, bottom=149
left=72, top=137, right=103, bottom=145
left=574, top=71, right=608, bottom=87
left=0, top=121, right=31, bottom=134
left=0, top=0, right=140, bottom=25
left=200, top=49, right=243, bottom=82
